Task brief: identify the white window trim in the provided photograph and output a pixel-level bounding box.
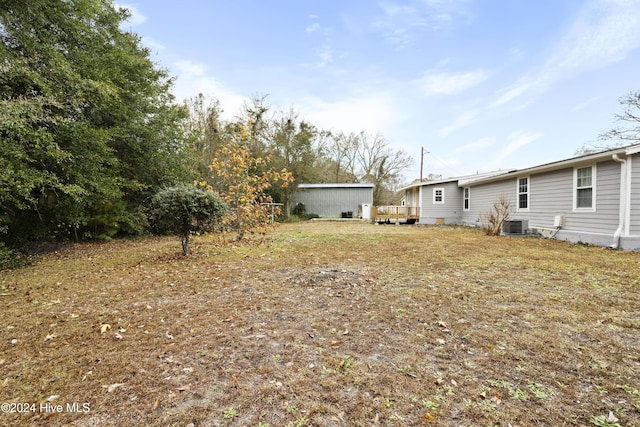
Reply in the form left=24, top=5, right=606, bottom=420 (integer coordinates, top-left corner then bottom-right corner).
left=463, top=187, right=470, bottom=211
left=516, top=176, right=530, bottom=212
left=573, top=164, right=596, bottom=212
left=433, top=187, right=445, bottom=204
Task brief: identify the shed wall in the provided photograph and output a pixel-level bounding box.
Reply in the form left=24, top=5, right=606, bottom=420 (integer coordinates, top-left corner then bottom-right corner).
left=292, top=187, right=373, bottom=218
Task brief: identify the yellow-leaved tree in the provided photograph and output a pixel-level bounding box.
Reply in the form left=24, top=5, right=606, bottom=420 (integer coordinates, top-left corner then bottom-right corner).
left=210, top=123, right=293, bottom=241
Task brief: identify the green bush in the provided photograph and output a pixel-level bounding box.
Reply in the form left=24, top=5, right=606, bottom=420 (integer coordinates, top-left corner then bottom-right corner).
left=146, top=184, right=228, bottom=254
left=292, top=202, right=306, bottom=216
left=0, top=242, right=30, bottom=270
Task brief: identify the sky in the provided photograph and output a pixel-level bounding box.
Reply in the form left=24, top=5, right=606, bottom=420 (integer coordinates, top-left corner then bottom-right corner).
left=118, top=0, right=640, bottom=183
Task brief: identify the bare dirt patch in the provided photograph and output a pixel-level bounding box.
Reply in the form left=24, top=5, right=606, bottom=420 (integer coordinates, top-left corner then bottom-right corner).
left=1, top=223, right=639, bottom=426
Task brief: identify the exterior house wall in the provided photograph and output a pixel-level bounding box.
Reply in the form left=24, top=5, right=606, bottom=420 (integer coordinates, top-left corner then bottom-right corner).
left=460, top=180, right=515, bottom=227
left=292, top=186, right=373, bottom=218
left=630, top=153, right=640, bottom=235
left=402, top=144, right=640, bottom=249
left=522, top=161, right=621, bottom=246
left=419, top=181, right=463, bottom=224
left=405, top=187, right=420, bottom=207
left=461, top=160, right=623, bottom=246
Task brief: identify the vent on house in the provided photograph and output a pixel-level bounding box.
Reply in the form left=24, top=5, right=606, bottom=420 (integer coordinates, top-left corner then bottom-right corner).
left=502, top=219, right=528, bottom=235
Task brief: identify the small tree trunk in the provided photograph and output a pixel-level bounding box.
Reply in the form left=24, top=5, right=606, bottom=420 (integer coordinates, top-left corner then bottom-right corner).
left=181, top=234, right=189, bottom=255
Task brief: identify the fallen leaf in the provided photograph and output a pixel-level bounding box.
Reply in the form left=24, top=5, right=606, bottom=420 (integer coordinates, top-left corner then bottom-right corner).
left=105, top=383, right=125, bottom=393
left=424, top=412, right=435, bottom=421
left=491, top=395, right=502, bottom=405
left=451, top=379, right=458, bottom=387
left=100, top=324, right=111, bottom=334
left=608, top=411, right=619, bottom=423
left=44, top=333, right=57, bottom=342
left=437, top=320, right=448, bottom=328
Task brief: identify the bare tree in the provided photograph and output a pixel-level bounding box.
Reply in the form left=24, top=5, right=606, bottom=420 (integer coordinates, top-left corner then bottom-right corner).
left=355, top=132, right=413, bottom=205
left=576, top=90, right=640, bottom=155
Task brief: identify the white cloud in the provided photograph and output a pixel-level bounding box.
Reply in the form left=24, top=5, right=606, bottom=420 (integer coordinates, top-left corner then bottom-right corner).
left=552, top=0, right=640, bottom=71
left=490, top=79, right=533, bottom=107
left=455, top=137, right=495, bottom=153
left=419, top=69, right=488, bottom=95
left=174, top=60, right=206, bottom=78
left=438, top=110, right=477, bottom=137
left=299, top=92, right=401, bottom=135
left=306, top=23, right=321, bottom=33
left=569, top=96, right=601, bottom=112
left=115, top=3, right=147, bottom=26
left=482, top=130, right=542, bottom=171
left=374, top=0, right=471, bottom=47
left=170, top=61, right=247, bottom=119
left=505, top=130, right=541, bottom=152
left=490, top=0, right=640, bottom=107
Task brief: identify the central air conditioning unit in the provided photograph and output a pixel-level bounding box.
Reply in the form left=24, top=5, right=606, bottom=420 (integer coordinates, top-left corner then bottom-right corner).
left=502, top=219, right=528, bottom=235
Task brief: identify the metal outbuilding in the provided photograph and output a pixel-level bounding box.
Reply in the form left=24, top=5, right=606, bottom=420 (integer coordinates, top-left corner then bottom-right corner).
left=292, top=183, right=374, bottom=218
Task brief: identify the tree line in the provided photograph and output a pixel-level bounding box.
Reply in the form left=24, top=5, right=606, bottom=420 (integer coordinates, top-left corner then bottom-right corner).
left=0, top=0, right=412, bottom=261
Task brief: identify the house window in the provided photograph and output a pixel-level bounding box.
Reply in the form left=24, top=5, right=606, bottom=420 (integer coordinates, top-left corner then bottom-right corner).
left=463, top=187, right=470, bottom=211
left=574, top=165, right=595, bottom=210
left=433, top=187, right=444, bottom=204
left=517, top=177, right=529, bottom=211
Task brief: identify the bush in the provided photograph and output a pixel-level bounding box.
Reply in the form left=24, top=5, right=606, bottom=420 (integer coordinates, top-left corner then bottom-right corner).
left=146, top=184, right=228, bottom=255
left=0, top=242, right=30, bottom=270
left=481, top=196, right=513, bottom=236
left=292, top=202, right=306, bottom=217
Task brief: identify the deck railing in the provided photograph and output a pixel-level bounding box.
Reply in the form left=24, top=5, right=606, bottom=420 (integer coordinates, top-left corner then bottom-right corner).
left=371, top=205, right=420, bottom=223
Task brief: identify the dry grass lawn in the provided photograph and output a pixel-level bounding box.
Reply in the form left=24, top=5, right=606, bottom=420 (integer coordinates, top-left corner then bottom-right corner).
left=1, top=222, right=639, bottom=427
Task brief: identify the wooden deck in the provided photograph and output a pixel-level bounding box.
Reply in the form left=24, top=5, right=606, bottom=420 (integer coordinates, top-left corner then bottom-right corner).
left=371, top=206, right=419, bottom=224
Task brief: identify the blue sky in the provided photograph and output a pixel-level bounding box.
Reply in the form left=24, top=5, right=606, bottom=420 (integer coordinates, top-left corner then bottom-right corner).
left=119, top=0, right=640, bottom=182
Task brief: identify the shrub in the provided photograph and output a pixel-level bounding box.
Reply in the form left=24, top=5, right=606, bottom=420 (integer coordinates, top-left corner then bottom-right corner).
left=292, top=202, right=306, bottom=217
left=481, top=195, right=513, bottom=236
left=146, top=184, right=228, bottom=255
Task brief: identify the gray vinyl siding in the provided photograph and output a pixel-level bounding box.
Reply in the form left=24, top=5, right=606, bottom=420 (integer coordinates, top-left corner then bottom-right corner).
left=527, top=162, right=619, bottom=234
left=292, top=187, right=373, bottom=218
left=525, top=169, right=573, bottom=228
left=630, top=154, right=640, bottom=235
left=461, top=180, right=515, bottom=226
left=461, top=161, right=622, bottom=235
left=418, top=181, right=464, bottom=224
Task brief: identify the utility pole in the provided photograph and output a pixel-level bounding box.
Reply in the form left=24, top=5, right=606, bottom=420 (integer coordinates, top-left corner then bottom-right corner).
left=420, top=147, right=429, bottom=181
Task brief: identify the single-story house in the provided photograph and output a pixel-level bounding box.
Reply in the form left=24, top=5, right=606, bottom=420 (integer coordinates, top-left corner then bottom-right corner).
left=401, top=143, right=640, bottom=250
left=292, top=183, right=374, bottom=218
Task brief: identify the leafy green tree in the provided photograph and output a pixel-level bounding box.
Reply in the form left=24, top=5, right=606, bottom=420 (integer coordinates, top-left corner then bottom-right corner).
left=146, top=184, right=227, bottom=255
left=0, top=0, right=194, bottom=246
left=266, top=109, right=323, bottom=215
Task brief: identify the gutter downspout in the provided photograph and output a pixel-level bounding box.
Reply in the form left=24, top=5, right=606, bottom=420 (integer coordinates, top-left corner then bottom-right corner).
left=610, top=154, right=627, bottom=249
